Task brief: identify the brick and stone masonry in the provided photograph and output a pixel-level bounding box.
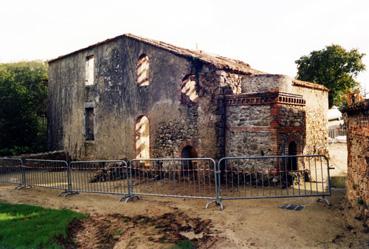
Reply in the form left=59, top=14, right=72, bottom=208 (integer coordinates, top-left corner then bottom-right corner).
left=342, top=100, right=369, bottom=226
left=47, top=34, right=329, bottom=163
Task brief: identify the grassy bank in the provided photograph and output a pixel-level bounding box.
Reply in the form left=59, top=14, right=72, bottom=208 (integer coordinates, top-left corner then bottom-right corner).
left=0, top=202, right=85, bottom=249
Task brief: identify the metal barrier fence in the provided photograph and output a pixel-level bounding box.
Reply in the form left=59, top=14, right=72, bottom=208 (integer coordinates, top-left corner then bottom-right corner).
left=217, top=155, right=331, bottom=201
left=328, top=126, right=346, bottom=139
left=129, top=158, right=218, bottom=203
left=23, top=159, right=69, bottom=192
left=0, top=158, right=23, bottom=186
left=69, top=160, right=129, bottom=196
left=0, top=155, right=332, bottom=209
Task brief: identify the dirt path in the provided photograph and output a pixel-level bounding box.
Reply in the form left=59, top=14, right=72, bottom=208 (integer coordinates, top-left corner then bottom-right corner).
left=0, top=185, right=368, bottom=249
left=60, top=211, right=215, bottom=249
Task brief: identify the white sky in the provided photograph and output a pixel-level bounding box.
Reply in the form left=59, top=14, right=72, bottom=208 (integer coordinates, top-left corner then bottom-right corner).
left=1, top=0, right=368, bottom=92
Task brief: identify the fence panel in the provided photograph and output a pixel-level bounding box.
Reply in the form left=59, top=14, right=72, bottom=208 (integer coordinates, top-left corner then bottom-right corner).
left=328, top=126, right=346, bottom=139
left=129, top=158, right=218, bottom=200
left=2, top=155, right=332, bottom=208
left=23, top=159, right=69, bottom=191
left=69, top=160, right=129, bottom=195
left=218, top=155, right=331, bottom=200
left=0, top=158, right=23, bottom=185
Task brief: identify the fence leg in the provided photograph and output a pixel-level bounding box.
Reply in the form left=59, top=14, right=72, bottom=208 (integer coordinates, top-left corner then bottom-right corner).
left=59, top=161, right=78, bottom=197
left=122, top=195, right=140, bottom=203
left=317, top=157, right=331, bottom=206
left=15, top=159, right=28, bottom=190
left=121, top=161, right=139, bottom=203
left=205, top=198, right=224, bottom=210
left=317, top=196, right=331, bottom=206
left=205, top=161, right=224, bottom=210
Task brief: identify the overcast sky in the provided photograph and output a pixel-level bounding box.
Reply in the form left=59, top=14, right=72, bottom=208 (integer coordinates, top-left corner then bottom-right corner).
left=1, top=0, right=368, bottom=92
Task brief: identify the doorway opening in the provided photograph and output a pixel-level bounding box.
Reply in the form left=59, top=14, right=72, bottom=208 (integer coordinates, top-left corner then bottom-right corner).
left=181, top=145, right=198, bottom=178
left=288, top=141, right=298, bottom=171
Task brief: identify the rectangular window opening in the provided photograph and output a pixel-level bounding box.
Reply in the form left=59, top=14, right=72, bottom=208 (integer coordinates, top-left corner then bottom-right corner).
left=85, top=107, right=95, bottom=141
left=85, top=55, right=94, bottom=86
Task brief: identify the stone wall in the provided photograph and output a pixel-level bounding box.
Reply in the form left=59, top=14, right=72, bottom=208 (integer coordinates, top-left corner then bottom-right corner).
left=239, top=74, right=293, bottom=94
left=226, top=104, right=273, bottom=156
left=49, top=36, right=226, bottom=160
left=16, top=150, right=67, bottom=160
left=342, top=100, right=369, bottom=226
left=217, top=71, right=293, bottom=95
left=291, top=83, right=328, bottom=155
left=48, top=35, right=328, bottom=162
left=275, top=104, right=306, bottom=155
left=225, top=92, right=306, bottom=158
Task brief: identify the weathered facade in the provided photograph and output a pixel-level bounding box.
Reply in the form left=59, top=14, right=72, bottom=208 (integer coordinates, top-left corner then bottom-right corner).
left=342, top=100, right=369, bottom=225
left=48, top=34, right=328, bottom=161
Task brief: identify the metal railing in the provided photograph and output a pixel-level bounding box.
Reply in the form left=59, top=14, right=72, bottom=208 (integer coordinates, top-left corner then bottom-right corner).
left=23, top=159, right=69, bottom=192
left=0, top=155, right=332, bottom=209
left=328, top=126, right=346, bottom=139
left=129, top=158, right=217, bottom=202
left=217, top=155, right=331, bottom=201
left=69, top=160, right=129, bottom=196
left=0, top=158, right=23, bottom=186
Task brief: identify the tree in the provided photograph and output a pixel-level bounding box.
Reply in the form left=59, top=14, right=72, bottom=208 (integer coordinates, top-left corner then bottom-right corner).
left=0, top=61, right=48, bottom=156
left=295, top=45, right=365, bottom=107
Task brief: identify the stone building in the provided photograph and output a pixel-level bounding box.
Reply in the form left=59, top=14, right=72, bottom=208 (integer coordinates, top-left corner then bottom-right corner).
left=48, top=34, right=328, bottom=161
left=342, top=100, right=369, bottom=224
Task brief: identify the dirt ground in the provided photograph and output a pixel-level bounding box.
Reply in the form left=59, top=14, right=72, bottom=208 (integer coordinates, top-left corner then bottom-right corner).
left=0, top=185, right=368, bottom=249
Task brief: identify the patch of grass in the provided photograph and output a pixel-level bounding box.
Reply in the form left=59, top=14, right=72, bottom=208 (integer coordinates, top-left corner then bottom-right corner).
left=0, top=202, right=85, bottom=249
left=113, top=228, right=124, bottom=237
left=357, top=197, right=365, bottom=206
left=172, top=239, right=195, bottom=249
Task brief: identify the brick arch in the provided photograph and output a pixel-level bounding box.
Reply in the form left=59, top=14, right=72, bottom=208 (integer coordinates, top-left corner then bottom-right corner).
left=177, top=140, right=199, bottom=158
left=278, top=133, right=304, bottom=155
left=181, top=145, right=198, bottom=158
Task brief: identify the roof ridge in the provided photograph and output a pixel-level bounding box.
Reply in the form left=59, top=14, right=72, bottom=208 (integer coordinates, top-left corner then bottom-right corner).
left=123, top=33, right=256, bottom=74
left=49, top=33, right=258, bottom=74
left=292, top=79, right=329, bottom=91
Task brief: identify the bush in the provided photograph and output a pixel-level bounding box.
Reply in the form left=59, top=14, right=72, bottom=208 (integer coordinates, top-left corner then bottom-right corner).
left=0, top=61, right=48, bottom=156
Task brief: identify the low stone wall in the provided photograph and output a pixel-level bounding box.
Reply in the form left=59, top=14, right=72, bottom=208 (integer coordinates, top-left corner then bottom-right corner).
left=15, top=150, right=67, bottom=160
left=342, top=100, right=369, bottom=227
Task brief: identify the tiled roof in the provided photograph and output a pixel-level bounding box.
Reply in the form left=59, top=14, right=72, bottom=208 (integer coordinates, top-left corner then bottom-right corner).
left=124, top=34, right=261, bottom=74
left=292, top=79, right=329, bottom=91
left=49, top=33, right=328, bottom=92
left=48, top=33, right=260, bottom=74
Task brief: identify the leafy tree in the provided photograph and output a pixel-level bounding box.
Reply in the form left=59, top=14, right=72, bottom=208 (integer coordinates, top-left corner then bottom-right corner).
left=0, top=61, right=48, bottom=156
left=295, top=45, right=365, bottom=107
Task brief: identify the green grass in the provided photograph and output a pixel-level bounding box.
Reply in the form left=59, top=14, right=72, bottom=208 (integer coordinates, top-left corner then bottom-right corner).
left=0, top=202, right=85, bottom=249
left=172, top=240, right=195, bottom=249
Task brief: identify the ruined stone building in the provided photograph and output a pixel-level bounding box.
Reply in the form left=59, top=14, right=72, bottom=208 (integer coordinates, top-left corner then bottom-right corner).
left=48, top=34, right=328, bottom=161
